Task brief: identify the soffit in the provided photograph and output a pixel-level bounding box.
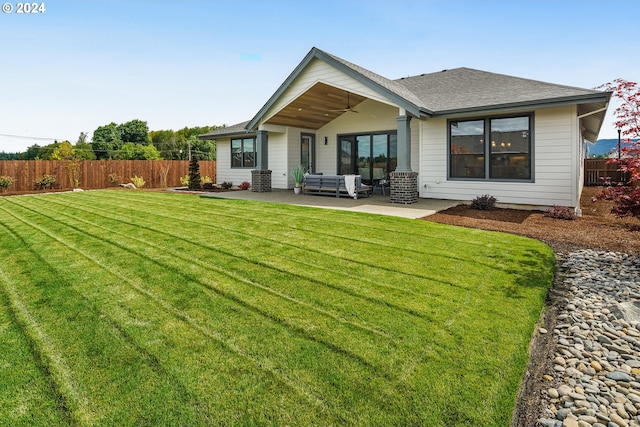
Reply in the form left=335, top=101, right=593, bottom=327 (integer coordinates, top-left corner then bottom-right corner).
left=264, top=82, right=367, bottom=129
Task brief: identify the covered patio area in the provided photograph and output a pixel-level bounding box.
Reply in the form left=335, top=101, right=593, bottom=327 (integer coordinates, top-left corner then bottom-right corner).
left=196, top=189, right=460, bottom=219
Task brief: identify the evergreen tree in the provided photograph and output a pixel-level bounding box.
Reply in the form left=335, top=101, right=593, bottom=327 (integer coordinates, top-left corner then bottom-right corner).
left=188, top=156, right=201, bottom=190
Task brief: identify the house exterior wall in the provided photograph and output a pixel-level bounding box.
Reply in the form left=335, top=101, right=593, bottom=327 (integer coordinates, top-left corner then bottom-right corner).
left=215, top=137, right=252, bottom=185
left=419, top=105, right=580, bottom=209
left=268, top=132, right=289, bottom=189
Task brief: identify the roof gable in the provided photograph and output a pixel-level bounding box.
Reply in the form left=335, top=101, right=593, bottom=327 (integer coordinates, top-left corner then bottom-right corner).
left=246, top=47, right=426, bottom=131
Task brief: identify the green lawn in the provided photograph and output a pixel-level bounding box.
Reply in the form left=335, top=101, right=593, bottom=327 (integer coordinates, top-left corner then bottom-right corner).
left=0, top=190, right=554, bottom=426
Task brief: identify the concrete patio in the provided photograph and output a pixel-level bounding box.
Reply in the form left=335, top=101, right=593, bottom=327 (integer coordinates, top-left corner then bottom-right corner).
left=193, top=189, right=461, bottom=219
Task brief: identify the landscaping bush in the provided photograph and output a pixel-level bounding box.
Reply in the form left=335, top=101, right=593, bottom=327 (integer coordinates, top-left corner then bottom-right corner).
left=180, top=175, right=190, bottom=186
left=544, top=205, right=577, bottom=220
left=0, top=175, right=14, bottom=192
left=202, top=182, right=216, bottom=190
left=471, top=194, right=497, bottom=210
left=220, top=181, right=233, bottom=190
left=108, top=173, right=121, bottom=186
left=238, top=181, right=251, bottom=190
left=130, top=175, right=146, bottom=188
left=201, top=176, right=212, bottom=185
left=35, top=174, right=56, bottom=190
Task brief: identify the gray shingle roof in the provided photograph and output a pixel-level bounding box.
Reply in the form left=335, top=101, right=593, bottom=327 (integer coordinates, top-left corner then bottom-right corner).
left=395, top=67, right=607, bottom=114
left=199, top=49, right=610, bottom=140
left=320, top=50, right=427, bottom=111
left=198, top=120, right=251, bottom=139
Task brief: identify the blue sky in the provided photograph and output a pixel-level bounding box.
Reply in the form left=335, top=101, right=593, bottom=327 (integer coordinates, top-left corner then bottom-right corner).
left=1, top=0, right=637, bottom=152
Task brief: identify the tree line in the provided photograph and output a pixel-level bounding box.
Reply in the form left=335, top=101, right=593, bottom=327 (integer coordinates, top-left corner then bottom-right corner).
left=4, top=119, right=220, bottom=161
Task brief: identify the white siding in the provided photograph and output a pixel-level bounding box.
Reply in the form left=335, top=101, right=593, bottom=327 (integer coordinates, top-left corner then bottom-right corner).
left=215, top=137, right=252, bottom=185
left=419, top=105, right=580, bottom=209
left=269, top=132, right=289, bottom=189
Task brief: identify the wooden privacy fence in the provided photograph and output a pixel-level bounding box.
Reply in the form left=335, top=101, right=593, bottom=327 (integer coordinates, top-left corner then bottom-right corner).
left=584, top=159, right=625, bottom=186
left=0, top=160, right=216, bottom=194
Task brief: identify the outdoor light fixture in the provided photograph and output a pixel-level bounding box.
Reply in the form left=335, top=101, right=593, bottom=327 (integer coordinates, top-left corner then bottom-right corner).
left=324, top=136, right=328, bottom=145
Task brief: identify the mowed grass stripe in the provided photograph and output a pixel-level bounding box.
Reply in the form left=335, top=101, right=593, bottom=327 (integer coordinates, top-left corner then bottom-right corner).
left=10, top=196, right=404, bottom=370
left=109, top=190, right=543, bottom=289
left=97, top=190, right=502, bottom=260
left=36, top=193, right=446, bottom=327
left=0, top=205, right=224, bottom=425
left=25, top=191, right=528, bottom=369
left=70, top=191, right=524, bottom=298
left=0, top=199, right=408, bottom=424
left=0, top=222, right=95, bottom=425
left=0, top=191, right=555, bottom=426
left=10, top=193, right=548, bottom=382
left=75, top=191, right=548, bottom=327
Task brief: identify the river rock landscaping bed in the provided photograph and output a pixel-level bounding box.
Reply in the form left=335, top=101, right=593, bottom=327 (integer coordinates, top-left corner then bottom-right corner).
left=538, top=250, right=640, bottom=427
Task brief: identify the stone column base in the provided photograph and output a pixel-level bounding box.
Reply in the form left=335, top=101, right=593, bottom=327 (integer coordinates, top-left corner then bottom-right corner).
left=390, top=171, right=418, bottom=204
left=251, top=170, right=272, bottom=193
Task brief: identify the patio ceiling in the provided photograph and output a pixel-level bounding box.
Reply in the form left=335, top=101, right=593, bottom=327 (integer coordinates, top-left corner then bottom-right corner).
left=264, top=82, right=367, bottom=129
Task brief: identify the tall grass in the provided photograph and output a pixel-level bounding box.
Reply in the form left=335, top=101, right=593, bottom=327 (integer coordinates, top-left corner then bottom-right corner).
left=0, top=190, right=554, bottom=426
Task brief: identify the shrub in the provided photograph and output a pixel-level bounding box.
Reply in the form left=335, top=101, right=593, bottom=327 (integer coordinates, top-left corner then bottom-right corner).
left=544, top=205, right=577, bottom=220
left=0, top=175, right=14, bottom=192
left=471, top=194, right=497, bottom=210
left=108, top=173, right=121, bottom=186
left=290, top=165, right=307, bottom=187
left=238, top=181, right=251, bottom=190
left=202, top=182, right=216, bottom=190
left=130, top=175, right=146, bottom=188
left=201, top=176, right=212, bottom=185
left=35, top=174, right=56, bottom=190
left=220, top=181, right=233, bottom=190
left=179, top=175, right=189, bottom=186
left=188, top=157, right=201, bottom=190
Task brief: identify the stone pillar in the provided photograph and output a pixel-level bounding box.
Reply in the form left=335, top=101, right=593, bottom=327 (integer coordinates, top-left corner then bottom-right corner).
left=251, top=170, right=272, bottom=193
left=390, top=171, right=419, bottom=204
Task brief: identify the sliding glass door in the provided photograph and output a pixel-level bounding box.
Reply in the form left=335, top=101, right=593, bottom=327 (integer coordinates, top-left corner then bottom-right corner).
left=338, top=131, right=397, bottom=184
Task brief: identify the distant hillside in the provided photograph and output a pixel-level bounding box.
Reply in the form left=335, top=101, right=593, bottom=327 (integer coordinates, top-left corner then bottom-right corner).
left=588, top=138, right=639, bottom=157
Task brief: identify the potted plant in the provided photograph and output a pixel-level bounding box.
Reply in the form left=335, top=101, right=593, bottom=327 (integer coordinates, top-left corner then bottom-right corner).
left=290, top=165, right=307, bottom=194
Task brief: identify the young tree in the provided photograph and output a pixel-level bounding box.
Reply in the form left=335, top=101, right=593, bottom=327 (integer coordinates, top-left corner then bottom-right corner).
left=51, top=141, right=83, bottom=187
left=593, top=79, right=640, bottom=218
left=188, top=156, right=201, bottom=190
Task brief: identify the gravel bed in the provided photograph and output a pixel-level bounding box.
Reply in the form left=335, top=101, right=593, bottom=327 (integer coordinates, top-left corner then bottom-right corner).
left=538, top=250, right=640, bottom=427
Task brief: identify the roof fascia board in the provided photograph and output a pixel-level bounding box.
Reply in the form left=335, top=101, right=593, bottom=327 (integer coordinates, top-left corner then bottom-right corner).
left=432, top=94, right=611, bottom=117
left=199, top=130, right=256, bottom=140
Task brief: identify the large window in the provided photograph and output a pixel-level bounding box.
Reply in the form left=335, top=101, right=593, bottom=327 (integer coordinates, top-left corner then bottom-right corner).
left=231, top=137, right=256, bottom=168
left=449, top=114, right=532, bottom=180
left=338, top=131, right=397, bottom=184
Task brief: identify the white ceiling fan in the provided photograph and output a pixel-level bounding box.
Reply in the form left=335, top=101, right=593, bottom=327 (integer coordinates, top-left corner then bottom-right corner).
left=329, top=92, right=359, bottom=113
